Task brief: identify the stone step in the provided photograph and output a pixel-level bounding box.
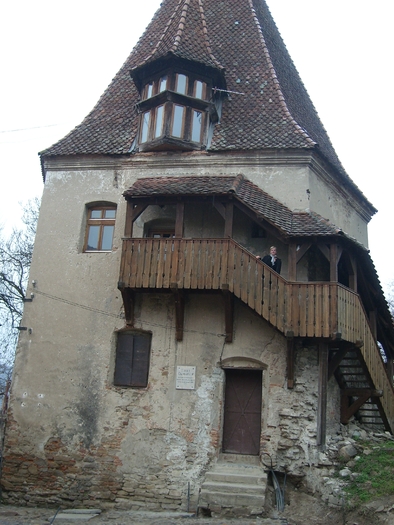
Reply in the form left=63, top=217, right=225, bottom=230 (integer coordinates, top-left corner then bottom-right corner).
left=205, top=469, right=267, bottom=485
left=199, top=489, right=265, bottom=508
left=202, top=480, right=265, bottom=495
left=219, top=453, right=260, bottom=465
left=198, top=456, right=267, bottom=516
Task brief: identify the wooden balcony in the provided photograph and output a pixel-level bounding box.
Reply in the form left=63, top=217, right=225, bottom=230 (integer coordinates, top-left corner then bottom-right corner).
left=119, top=238, right=394, bottom=432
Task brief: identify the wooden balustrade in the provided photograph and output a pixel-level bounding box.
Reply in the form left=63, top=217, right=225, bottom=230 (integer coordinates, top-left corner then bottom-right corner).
left=119, top=237, right=394, bottom=430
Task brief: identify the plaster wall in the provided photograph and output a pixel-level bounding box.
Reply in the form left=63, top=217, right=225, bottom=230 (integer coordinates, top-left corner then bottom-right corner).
left=1, top=156, right=345, bottom=508
left=122, top=150, right=369, bottom=245
left=2, top=288, right=341, bottom=509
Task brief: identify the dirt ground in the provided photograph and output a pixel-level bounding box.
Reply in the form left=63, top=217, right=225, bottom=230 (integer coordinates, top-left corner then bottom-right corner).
left=0, top=491, right=393, bottom=525
left=278, top=491, right=394, bottom=525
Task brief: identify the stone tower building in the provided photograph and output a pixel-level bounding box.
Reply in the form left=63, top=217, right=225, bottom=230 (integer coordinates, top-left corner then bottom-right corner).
left=1, top=0, right=393, bottom=517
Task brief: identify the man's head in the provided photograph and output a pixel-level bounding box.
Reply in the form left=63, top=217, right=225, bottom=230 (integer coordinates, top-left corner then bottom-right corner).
left=270, top=246, right=277, bottom=257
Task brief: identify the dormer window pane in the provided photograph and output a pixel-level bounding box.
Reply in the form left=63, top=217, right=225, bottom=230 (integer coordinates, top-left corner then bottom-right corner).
left=159, top=76, right=167, bottom=93
left=146, top=83, right=154, bottom=99
left=171, top=105, right=185, bottom=138
left=191, top=110, right=203, bottom=142
left=141, top=111, right=151, bottom=143
left=176, top=74, right=187, bottom=95
left=194, top=80, right=206, bottom=99
left=154, top=105, right=164, bottom=138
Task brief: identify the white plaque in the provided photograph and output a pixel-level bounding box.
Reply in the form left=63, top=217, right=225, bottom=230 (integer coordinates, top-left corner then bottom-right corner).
left=176, top=366, right=196, bottom=390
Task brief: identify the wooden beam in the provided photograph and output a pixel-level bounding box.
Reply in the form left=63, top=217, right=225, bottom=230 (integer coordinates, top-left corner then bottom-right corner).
left=330, top=243, right=338, bottom=282
left=224, top=202, right=234, bottom=238
left=288, top=243, right=297, bottom=281
left=131, top=203, right=148, bottom=222
left=171, top=286, right=185, bottom=341
left=349, top=254, right=357, bottom=292
left=328, top=347, right=349, bottom=380
left=222, top=285, right=234, bottom=343
left=175, top=202, right=184, bottom=238
left=287, top=337, right=295, bottom=389
left=119, top=288, right=134, bottom=326
left=317, top=342, right=328, bottom=449
left=340, top=389, right=383, bottom=424
left=296, top=242, right=312, bottom=263
left=124, top=202, right=149, bottom=237
left=317, top=242, right=330, bottom=262
left=124, top=202, right=134, bottom=238
left=213, top=200, right=226, bottom=220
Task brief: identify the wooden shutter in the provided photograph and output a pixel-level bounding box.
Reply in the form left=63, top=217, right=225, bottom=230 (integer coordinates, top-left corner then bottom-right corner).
left=114, top=332, right=151, bottom=387
left=130, top=333, right=151, bottom=387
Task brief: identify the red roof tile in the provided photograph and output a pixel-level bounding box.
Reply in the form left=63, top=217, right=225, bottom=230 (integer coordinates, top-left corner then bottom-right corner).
left=124, top=175, right=341, bottom=238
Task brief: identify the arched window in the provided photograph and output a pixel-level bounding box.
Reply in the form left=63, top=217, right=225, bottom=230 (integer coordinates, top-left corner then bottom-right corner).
left=84, top=204, right=116, bottom=252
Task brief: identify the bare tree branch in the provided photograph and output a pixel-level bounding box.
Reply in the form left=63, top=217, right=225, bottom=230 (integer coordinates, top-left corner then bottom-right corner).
left=0, top=197, right=40, bottom=380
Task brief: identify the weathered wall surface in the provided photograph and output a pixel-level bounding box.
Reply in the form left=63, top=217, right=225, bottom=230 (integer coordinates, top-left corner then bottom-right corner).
left=1, top=292, right=341, bottom=509
left=1, top=153, right=344, bottom=508
left=126, top=151, right=369, bottom=246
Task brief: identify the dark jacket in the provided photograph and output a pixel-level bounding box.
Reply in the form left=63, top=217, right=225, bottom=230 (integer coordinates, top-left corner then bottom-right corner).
left=262, top=254, right=281, bottom=275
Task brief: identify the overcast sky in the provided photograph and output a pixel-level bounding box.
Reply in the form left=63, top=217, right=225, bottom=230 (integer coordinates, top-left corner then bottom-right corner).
left=1, top=0, right=393, bottom=291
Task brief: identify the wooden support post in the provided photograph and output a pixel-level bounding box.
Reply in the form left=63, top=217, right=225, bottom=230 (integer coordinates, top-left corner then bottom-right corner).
left=288, top=243, right=297, bottom=281
left=175, top=202, right=184, bottom=238
left=287, top=337, right=295, bottom=389
left=222, top=285, right=234, bottom=343
left=330, top=243, right=338, bottom=282
left=119, top=288, right=134, bottom=326
left=224, top=202, right=234, bottom=238
left=317, top=342, right=328, bottom=449
left=349, top=255, right=358, bottom=292
left=124, top=202, right=134, bottom=238
left=125, top=202, right=148, bottom=237
left=171, top=286, right=184, bottom=341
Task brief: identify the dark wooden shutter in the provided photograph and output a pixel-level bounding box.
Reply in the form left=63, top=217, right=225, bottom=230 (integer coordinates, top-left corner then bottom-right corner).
left=130, top=333, right=151, bottom=387
left=114, top=332, right=151, bottom=387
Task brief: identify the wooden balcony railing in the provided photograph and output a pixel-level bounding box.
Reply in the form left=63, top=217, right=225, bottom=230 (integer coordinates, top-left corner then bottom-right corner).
left=119, top=238, right=394, bottom=431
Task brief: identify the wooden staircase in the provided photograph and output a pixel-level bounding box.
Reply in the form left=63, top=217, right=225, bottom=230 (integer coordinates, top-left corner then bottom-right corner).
left=333, top=348, right=388, bottom=431
left=119, top=237, right=394, bottom=433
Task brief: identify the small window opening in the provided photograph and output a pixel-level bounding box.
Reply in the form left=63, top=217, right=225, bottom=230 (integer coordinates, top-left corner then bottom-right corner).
left=141, top=111, right=151, bottom=143
left=154, top=105, right=165, bottom=138
left=159, top=76, right=167, bottom=93
left=171, top=105, right=185, bottom=138
left=85, top=206, right=116, bottom=252
left=114, top=331, right=152, bottom=388
left=176, top=74, right=188, bottom=95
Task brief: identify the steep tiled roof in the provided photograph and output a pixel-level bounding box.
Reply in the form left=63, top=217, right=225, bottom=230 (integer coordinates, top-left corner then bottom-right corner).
left=124, top=175, right=341, bottom=238
left=40, top=0, right=367, bottom=207
left=129, top=0, right=223, bottom=72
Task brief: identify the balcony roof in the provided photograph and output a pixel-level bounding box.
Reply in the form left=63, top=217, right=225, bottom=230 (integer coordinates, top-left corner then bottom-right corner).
left=124, top=174, right=342, bottom=238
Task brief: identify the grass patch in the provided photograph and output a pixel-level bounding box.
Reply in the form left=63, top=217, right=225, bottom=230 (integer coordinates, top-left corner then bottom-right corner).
left=344, top=440, right=394, bottom=506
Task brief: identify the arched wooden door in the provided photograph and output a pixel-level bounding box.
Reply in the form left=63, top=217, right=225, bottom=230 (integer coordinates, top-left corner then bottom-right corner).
left=222, top=369, right=262, bottom=455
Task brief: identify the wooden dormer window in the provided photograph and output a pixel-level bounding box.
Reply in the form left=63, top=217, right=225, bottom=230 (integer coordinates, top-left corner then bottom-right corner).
left=136, top=70, right=215, bottom=151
